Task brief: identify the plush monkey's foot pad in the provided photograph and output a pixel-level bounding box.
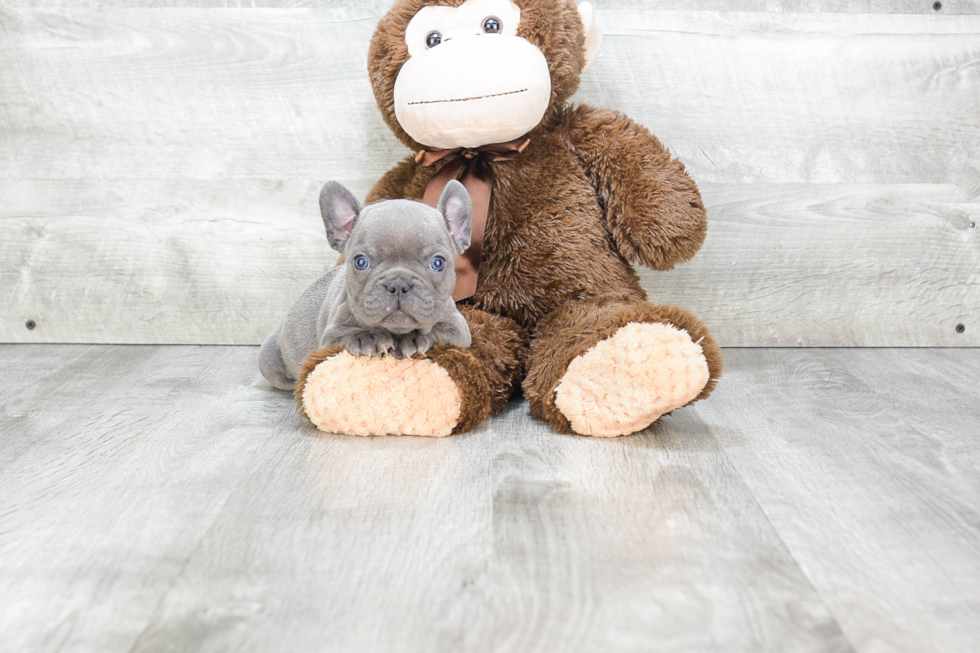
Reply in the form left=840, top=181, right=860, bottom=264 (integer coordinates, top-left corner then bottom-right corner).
left=554, top=322, right=710, bottom=437
left=301, top=351, right=461, bottom=436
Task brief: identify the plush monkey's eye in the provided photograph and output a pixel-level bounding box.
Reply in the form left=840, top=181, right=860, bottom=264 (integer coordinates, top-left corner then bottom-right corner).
left=430, top=255, right=446, bottom=272
left=425, top=31, right=442, bottom=48
left=481, top=17, right=502, bottom=34
left=353, top=255, right=370, bottom=271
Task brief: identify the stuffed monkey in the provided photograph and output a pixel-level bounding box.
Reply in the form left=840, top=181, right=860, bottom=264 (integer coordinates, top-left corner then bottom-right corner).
left=297, top=0, right=722, bottom=437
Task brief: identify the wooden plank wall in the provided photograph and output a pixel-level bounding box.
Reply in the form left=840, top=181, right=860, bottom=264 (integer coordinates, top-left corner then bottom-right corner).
left=1, top=1, right=978, bottom=346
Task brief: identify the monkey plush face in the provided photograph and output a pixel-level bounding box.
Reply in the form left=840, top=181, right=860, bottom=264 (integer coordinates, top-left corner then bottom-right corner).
left=369, top=0, right=602, bottom=150
left=395, top=0, right=550, bottom=148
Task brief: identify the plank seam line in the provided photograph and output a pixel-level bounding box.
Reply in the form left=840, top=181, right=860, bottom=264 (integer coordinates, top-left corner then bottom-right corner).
left=709, top=428, right=862, bottom=652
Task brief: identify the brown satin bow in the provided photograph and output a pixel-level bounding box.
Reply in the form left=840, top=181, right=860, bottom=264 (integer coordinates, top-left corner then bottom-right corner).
left=416, top=136, right=530, bottom=301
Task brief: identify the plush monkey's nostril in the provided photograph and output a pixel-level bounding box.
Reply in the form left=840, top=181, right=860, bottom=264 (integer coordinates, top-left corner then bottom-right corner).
left=385, top=279, right=411, bottom=295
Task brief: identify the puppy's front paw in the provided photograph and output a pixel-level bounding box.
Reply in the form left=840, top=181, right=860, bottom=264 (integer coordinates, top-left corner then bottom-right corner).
left=395, top=331, right=437, bottom=358
left=339, top=330, right=395, bottom=357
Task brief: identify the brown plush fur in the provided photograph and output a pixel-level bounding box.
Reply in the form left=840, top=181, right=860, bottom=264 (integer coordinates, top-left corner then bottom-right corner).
left=295, top=343, right=346, bottom=417
left=326, top=0, right=722, bottom=433
left=296, top=307, right=528, bottom=432
left=424, top=305, right=529, bottom=433
left=523, top=297, right=722, bottom=433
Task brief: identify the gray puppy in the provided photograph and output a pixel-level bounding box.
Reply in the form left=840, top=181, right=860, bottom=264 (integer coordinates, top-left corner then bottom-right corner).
left=259, top=180, right=473, bottom=391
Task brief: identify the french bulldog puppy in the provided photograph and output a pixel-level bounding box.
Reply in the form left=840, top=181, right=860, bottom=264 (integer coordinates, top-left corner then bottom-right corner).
left=259, top=180, right=473, bottom=391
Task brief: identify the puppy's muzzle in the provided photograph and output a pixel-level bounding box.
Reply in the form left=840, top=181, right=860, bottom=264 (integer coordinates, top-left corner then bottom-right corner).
left=383, top=278, right=417, bottom=309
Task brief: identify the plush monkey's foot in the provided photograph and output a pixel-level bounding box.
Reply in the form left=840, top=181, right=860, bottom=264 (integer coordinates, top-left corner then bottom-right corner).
left=299, top=349, right=461, bottom=437
left=554, top=322, right=710, bottom=437
left=296, top=307, right=527, bottom=437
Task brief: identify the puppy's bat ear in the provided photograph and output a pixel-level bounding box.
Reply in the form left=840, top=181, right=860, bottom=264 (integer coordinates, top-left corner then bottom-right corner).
left=319, top=181, right=362, bottom=252
left=437, top=180, right=472, bottom=254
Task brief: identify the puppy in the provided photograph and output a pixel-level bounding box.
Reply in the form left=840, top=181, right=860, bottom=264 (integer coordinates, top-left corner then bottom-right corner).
left=259, top=180, right=473, bottom=391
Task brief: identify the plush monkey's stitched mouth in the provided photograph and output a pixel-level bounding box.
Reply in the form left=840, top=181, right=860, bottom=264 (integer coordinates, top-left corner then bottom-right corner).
left=407, top=88, right=528, bottom=106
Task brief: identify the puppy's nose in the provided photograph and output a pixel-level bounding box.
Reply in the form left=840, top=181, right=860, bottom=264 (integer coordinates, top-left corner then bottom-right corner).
left=384, top=279, right=411, bottom=296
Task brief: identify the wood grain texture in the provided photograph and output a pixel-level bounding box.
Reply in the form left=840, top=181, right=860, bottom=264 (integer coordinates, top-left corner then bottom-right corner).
left=482, top=406, right=851, bottom=653
left=3, top=8, right=977, bottom=182
left=131, top=406, right=855, bottom=653
left=9, top=1, right=980, bottom=14
left=0, top=5, right=978, bottom=345
left=697, top=348, right=980, bottom=653
left=0, top=343, right=856, bottom=653
left=647, top=182, right=980, bottom=347
left=0, top=7, right=398, bottom=182
left=0, top=345, right=301, bottom=653
left=2, top=180, right=975, bottom=345
left=2, top=344, right=978, bottom=651
left=0, top=179, right=334, bottom=345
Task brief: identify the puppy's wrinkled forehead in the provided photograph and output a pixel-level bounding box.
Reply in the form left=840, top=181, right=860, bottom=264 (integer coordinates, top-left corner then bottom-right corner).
left=348, top=199, right=451, bottom=257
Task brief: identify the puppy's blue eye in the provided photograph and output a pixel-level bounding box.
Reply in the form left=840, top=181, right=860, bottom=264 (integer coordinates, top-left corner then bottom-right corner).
left=353, top=255, right=370, bottom=271
left=425, top=31, right=442, bottom=48
left=430, top=255, right=446, bottom=272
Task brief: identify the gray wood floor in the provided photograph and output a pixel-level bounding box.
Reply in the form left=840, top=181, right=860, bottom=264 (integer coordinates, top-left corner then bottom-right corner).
left=0, top=345, right=977, bottom=653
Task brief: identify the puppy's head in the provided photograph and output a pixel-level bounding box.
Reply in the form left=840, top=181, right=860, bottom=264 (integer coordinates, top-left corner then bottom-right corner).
left=319, top=180, right=472, bottom=334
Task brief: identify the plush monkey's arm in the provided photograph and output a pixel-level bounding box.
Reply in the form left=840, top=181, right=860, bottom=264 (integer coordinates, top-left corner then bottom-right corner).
left=563, top=104, right=707, bottom=271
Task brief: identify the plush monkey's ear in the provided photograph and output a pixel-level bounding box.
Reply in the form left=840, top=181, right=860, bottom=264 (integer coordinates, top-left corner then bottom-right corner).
left=437, top=180, right=472, bottom=254
left=577, top=2, right=603, bottom=72
left=319, top=181, right=362, bottom=252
